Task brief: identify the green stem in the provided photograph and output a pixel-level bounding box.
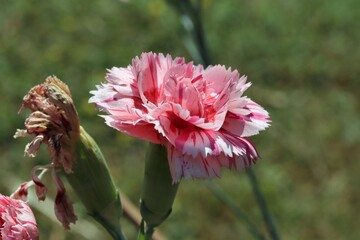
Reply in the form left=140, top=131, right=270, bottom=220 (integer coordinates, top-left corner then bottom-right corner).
left=190, top=0, right=211, bottom=66
left=247, top=168, right=280, bottom=240
left=137, top=219, right=154, bottom=240
left=167, top=0, right=210, bottom=66
left=91, top=209, right=127, bottom=240
left=205, top=180, right=266, bottom=240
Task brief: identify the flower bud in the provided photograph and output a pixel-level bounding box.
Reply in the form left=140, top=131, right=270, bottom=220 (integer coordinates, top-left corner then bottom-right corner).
left=0, top=194, right=39, bottom=240
left=65, top=126, right=123, bottom=238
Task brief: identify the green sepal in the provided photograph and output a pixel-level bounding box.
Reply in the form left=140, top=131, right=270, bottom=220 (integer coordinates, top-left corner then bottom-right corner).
left=140, top=143, right=179, bottom=228
left=65, top=126, right=126, bottom=239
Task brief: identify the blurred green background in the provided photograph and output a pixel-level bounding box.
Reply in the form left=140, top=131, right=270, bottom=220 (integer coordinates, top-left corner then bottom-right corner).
left=1, top=0, right=359, bottom=239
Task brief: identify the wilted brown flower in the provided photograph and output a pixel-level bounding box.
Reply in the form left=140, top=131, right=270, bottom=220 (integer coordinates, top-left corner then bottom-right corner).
left=15, top=76, right=80, bottom=173
left=15, top=77, right=124, bottom=238
left=14, top=76, right=79, bottom=229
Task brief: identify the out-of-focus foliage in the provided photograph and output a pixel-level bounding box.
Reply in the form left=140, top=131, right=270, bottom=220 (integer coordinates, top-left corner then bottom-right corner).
left=0, top=0, right=359, bottom=239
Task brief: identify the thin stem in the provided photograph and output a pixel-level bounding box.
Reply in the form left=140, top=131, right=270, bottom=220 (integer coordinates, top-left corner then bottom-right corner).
left=91, top=212, right=127, bottom=240
left=137, top=219, right=154, bottom=240
left=247, top=168, right=280, bottom=240
left=167, top=1, right=280, bottom=240
left=191, top=0, right=211, bottom=66
left=167, top=0, right=210, bottom=66
left=120, top=189, right=166, bottom=240
left=205, top=180, right=266, bottom=240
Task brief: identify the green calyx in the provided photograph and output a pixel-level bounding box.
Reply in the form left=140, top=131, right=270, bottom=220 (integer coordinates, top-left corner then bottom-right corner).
left=140, top=143, right=179, bottom=229
left=65, top=126, right=125, bottom=239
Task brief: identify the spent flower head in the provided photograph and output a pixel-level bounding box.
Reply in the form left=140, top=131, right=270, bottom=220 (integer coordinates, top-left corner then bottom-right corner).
left=14, top=76, right=79, bottom=229
left=90, top=52, right=270, bottom=183
left=15, top=76, right=124, bottom=238
left=15, top=76, right=80, bottom=173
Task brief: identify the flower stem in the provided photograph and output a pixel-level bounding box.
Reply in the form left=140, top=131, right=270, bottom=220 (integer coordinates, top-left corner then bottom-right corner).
left=168, top=1, right=281, bottom=240
left=120, top=190, right=166, bottom=240
left=137, top=219, right=154, bottom=240
left=205, top=180, right=266, bottom=240
left=246, top=168, right=280, bottom=240
left=167, top=0, right=210, bottom=66
left=91, top=209, right=127, bottom=240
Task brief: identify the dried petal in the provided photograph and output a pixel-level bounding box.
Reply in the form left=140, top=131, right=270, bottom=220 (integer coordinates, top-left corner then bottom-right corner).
left=16, top=76, right=80, bottom=173
left=31, top=166, right=48, bottom=201
left=52, top=169, right=77, bottom=229
left=24, top=135, right=44, bottom=158
left=13, top=129, right=31, bottom=139
left=10, top=183, right=29, bottom=201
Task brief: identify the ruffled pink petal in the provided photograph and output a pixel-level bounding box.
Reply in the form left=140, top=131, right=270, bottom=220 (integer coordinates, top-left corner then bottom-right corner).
left=89, top=85, right=145, bottom=121
left=201, top=65, right=237, bottom=129
left=137, top=53, right=167, bottom=105
left=203, top=65, right=238, bottom=94
left=166, top=141, right=257, bottom=183
left=100, top=98, right=145, bottom=122
left=224, top=98, right=270, bottom=137
left=153, top=103, right=216, bottom=160
left=221, top=132, right=259, bottom=162
left=0, top=194, right=39, bottom=240
left=105, top=66, right=138, bottom=91
left=153, top=102, right=239, bottom=158
left=163, top=63, right=204, bottom=117
left=166, top=145, right=216, bottom=182
left=105, top=116, right=162, bottom=144
left=174, top=129, right=218, bottom=158
left=229, top=75, right=251, bottom=101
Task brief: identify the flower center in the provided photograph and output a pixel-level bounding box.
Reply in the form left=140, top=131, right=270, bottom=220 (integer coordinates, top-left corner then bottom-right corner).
left=0, top=216, right=4, bottom=230
left=166, top=111, right=193, bottom=130
left=204, top=105, right=216, bottom=123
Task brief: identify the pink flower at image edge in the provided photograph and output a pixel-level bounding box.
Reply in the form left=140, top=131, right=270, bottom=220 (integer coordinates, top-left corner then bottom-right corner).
left=0, top=194, right=39, bottom=240
left=90, top=52, right=270, bottom=182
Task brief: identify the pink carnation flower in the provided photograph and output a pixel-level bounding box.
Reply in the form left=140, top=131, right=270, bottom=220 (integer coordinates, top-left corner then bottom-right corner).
left=90, top=52, right=270, bottom=182
left=0, top=194, right=39, bottom=240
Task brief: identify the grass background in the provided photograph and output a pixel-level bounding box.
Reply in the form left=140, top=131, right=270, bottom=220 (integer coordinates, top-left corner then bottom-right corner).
left=0, top=0, right=359, bottom=239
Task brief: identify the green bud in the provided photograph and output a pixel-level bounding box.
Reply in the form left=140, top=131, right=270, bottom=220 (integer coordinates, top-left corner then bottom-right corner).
left=65, top=126, right=125, bottom=239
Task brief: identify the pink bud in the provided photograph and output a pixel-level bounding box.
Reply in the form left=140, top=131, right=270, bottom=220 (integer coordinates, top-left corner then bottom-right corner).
left=0, top=194, right=39, bottom=240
